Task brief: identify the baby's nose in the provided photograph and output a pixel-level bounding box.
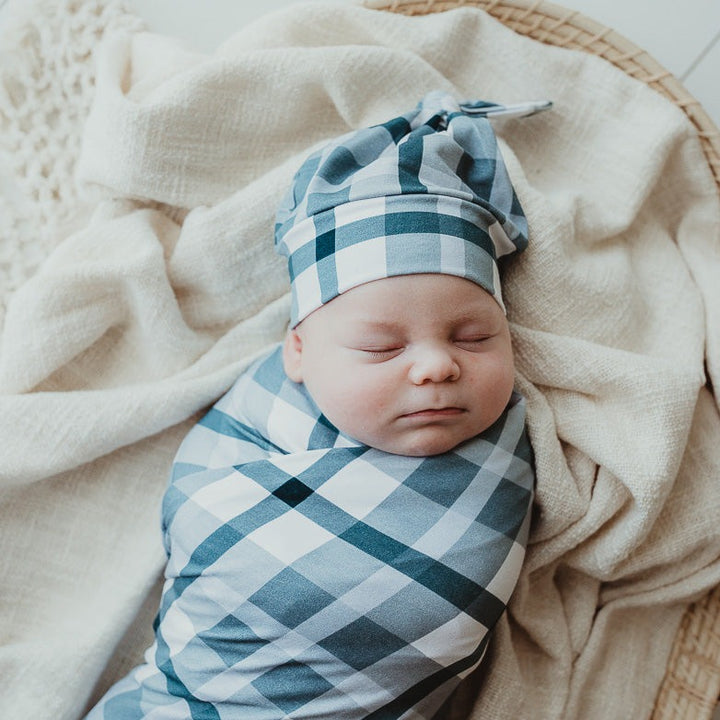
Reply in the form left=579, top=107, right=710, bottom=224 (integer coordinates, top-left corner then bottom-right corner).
left=408, top=346, right=461, bottom=385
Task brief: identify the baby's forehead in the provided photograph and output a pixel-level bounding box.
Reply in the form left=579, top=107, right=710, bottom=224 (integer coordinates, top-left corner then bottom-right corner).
left=318, top=273, right=506, bottom=327
left=341, top=272, right=498, bottom=303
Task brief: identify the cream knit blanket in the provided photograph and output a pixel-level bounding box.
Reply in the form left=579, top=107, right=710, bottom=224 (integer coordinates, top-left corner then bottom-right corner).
left=1, top=1, right=720, bottom=719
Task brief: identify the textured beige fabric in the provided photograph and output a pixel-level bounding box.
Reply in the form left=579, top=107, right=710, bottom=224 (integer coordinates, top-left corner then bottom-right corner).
left=1, top=2, right=720, bottom=719
left=0, top=0, right=143, bottom=323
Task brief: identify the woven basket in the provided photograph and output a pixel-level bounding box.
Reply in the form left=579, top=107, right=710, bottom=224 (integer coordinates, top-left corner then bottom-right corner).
left=363, top=1, right=720, bottom=718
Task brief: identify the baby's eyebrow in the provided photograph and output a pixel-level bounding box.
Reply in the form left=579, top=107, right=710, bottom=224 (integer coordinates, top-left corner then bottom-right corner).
left=352, top=319, right=404, bottom=333
left=455, top=312, right=500, bottom=327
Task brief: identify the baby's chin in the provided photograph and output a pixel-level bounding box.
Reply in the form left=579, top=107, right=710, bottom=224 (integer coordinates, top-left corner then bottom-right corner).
left=364, top=427, right=482, bottom=457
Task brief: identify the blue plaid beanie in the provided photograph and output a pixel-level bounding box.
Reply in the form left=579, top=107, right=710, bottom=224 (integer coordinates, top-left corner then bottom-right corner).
left=275, top=91, right=543, bottom=326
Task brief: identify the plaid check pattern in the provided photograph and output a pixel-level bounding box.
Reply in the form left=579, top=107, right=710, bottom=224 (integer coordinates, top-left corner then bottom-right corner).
left=87, top=347, right=534, bottom=720
left=275, top=91, right=529, bottom=326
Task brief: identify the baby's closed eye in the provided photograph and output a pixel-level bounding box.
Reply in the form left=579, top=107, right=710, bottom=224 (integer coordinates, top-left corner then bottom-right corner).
left=357, top=345, right=404, bottom=360
left=454, top=335, right=493, bottom=348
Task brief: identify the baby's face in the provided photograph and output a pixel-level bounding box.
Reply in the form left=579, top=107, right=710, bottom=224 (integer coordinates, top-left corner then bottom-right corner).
left=283, top=274, right=516, bottom=456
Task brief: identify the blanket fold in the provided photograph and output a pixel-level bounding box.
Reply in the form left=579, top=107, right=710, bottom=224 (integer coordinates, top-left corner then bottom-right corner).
left=2, top=2, right=720, bottom=720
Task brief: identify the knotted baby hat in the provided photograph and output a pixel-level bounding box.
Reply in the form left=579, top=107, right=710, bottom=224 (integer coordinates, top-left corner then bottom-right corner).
left=275, top=91, right=549, bottom=326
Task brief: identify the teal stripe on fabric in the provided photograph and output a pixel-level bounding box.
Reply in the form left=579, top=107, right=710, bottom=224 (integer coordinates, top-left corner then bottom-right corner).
left=251, top=661, right=336, bottom=714
left=376, top=115, right=412, bottom=144
left=339, top=521, right=505, bottom=626
left=306, top=185, right=351, bottom=218
left=199, top=408, right=281, bottom=453
left=475, top=478, right=533, bottom=539
left=162, top=467, right=241, bottom=551
left=174, top=484, right=295, bottom=584
left=154, top=618, right=221, bottom=720
left=322, top=210, right=494, bottom=255
left=289, top=241, right=315, bottom=281
left=317, top=145, right=363, bottom=184
left=171, top=462, right=207, bottom=481
left=397, top=126, right=429, bottom=195
left=364, top=634, right=491, bottom=720
left=307, top=412, right=343, bottom=450
left=288, top=153, right=321, bottom=210
left=457, top=153, right=495, bottom=207
left=101, top=686, right=145, bottom=720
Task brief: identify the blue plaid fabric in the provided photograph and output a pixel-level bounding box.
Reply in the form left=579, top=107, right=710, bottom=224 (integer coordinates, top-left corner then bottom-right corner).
left=275, top=91, right=530, bottom=326
left=86, top=346, right=534, bottom=720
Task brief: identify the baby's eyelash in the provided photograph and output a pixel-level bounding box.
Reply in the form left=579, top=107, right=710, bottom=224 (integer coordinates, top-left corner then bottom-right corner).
left=360, top=347, right=403, bottom=359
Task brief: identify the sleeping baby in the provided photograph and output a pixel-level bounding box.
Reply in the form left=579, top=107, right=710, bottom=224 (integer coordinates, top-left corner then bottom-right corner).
left=86, top=91, right=537, bottom=720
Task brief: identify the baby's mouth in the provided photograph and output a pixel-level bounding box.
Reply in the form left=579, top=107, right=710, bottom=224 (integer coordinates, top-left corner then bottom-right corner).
left=400, top=407, right=465, bottom=419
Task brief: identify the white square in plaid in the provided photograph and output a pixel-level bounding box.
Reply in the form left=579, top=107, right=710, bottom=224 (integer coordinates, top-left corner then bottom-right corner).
left=189, top=472, right=270, bottom=525
left=172, top=422, right=220, bottom=467
left=291, top=265, right=322, bottom=322
left=347, top=172, right=402, bottom=203
left=267, top=437, right=325, bottom=477
left=489, top=218, right=518, bottom=257
left=203, top=431, right=256, bottom=469
left=362, top=485, right=447, bottom=547
left=333, top=193, right=386, bottom=229
left=482, top=442, right=518, bottom=479
left=327, top=667, right=396, bottom=712
left=367, top=580, right=461, bottom=645
left=143, top=697, right=188, bottom=719
left=266, top=624, right=321, bottom=660
left=439, top=233, right=468, bottom=276
left=292, top=595, right=364, bottom=645
left=360, top=643, right=444, bottom=692
left=410, top=507, right=475, bottom=560
left=291, top=540, right=387, bottom=602
left=486, top=539, right=527, bottom=603
left=201, top=536, right=287, bottom=602
left=441, top=474, right=503, bottom=524
left=193, top=650, right=285, bottom=704
left=165, top=495, right=240, bottom=571
left=491, top=261, right=503, bottom=307
left=335, top=236, right=388, bottom=293
left=225, top=381, right=277, bottom=428
left=134, top=644, right=160, bottom=684
left=194, top=626, right=319, bottom=702
left=488, top=153, right=513, bottom=216
left=247, top=509, right=335, bottom=564
left=160, top=602, right=201, bottom=659
left=333, top=433, right=361, bottom=449
left=280, top=214, right=319, bottom=255
left=418, top=140, right=465, bottom=195
left=337, top=564, right=413, bottom=616
left=316, top=459, right=400, bottom=520
left=163, top=538, right=191, bottom=580
left=410, top=611, right=487, bottom=667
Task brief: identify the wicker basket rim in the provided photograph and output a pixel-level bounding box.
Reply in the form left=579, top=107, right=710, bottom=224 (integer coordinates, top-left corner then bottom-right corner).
left=362, top=2, right=720, bottom=719
left=362, top=0, right=720, bottom=189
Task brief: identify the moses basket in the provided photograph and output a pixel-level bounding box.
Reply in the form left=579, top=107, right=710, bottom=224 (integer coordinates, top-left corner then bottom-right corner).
left=363, top=1, right=720, bottom=719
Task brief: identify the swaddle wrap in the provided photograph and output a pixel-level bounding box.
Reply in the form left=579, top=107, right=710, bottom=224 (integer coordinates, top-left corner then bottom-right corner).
left=87, top=345, right=534, bottom=719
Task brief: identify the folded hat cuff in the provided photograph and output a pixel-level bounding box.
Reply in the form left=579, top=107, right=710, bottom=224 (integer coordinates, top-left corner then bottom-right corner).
left=279, top=194, right=510, bottom=326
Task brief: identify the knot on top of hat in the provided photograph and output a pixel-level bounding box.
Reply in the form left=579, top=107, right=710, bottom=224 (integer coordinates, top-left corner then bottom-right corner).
left=275, top=90, right=547, bottom=326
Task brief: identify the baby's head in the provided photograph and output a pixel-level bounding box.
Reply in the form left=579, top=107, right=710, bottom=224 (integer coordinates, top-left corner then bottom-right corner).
left=275, top=91, right=529, bottom=456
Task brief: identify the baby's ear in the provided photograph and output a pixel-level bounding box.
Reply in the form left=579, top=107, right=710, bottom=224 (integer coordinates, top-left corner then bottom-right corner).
left=282, top=329, right=304, bottom=383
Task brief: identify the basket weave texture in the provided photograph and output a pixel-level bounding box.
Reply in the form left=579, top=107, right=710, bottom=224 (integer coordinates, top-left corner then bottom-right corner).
left=365, top=1, right=720, bottom=718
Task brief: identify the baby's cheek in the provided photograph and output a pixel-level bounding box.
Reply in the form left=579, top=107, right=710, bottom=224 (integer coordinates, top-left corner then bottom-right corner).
left=488, top=364, right=516, bottom=414
left=472, top=356, right=513, bottom=405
